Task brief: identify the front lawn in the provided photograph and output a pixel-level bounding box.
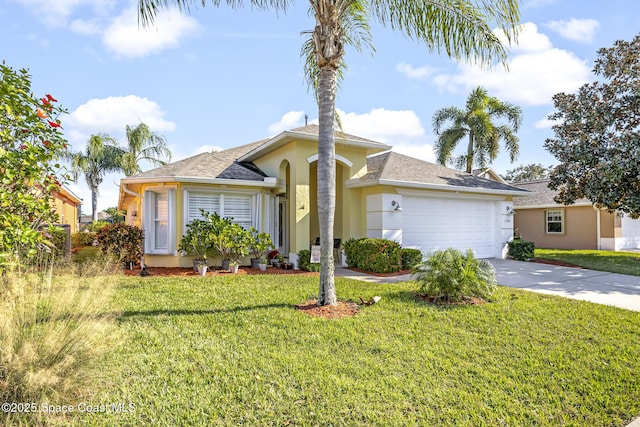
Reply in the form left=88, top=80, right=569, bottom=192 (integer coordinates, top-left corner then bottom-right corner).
left=72, top=275, right=640, bottom=426
left=535, top=248, right=640, bottom=276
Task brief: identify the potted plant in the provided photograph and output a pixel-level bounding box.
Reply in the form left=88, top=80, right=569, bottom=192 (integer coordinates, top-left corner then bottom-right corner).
left=213, top=222, right=251, bottom=271
left=268, top=250, right=280, bottom=267
left=197, top=260, right=208, bottom=276
left=258, top=257, right=268, bottom=272
left=178, top=217, right=214, bottom=272
left=248, top=227, right=274, bottom=268
left=229, top=260, right=240, bottom=274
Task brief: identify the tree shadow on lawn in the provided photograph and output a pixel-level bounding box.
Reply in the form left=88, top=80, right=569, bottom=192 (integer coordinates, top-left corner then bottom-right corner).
left=118, top=302, right=292, bottom=319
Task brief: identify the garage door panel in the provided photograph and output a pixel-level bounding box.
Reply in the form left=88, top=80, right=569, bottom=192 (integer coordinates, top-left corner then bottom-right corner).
left=403, top=196, right=496, bottom=258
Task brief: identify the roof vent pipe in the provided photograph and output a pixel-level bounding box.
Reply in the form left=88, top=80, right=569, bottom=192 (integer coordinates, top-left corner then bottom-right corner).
left=304, top=114, right=308, bottom=126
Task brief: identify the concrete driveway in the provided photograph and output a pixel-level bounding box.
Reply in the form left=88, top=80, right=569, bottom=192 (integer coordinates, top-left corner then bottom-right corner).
left=489, top=259, right=640, bottom=312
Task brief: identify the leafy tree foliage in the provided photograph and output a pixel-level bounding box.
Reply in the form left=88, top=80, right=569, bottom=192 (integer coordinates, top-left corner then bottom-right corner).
left=503, top=163, right=551, bottom=183
left=545, top=34, right=640, bottom=216
left=0, top=63, right=69, bottom=262
left=433, top=86, right=523, bottom=173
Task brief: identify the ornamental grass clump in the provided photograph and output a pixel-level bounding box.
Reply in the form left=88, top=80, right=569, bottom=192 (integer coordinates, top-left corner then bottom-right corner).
left=0, top=258, right=119, bottom=425
left=412, top=248, right=497, bottom=303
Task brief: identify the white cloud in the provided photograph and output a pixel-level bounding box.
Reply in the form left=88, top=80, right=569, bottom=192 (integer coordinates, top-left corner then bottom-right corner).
left=497, top=22, right=552, bottom=53
left=545, top=18, right=600, bottom=43
left=103, top=7, right=201, bottom=58
left=268, top=111, right=306, bottom=134
left=396, top=63, right=438, bottom=79
left=17, top=0, right=115, bottom=27
left=66, top=95, right=175, bottom=148
left=390, top=143, right=437, bottom=163
left=533, top=114, right=561, bottom=129
left=69, top=18, right=102, bottom=35
left=433, top=23, right=591, bottom=106
left=194, top=144, right=226, bottom=155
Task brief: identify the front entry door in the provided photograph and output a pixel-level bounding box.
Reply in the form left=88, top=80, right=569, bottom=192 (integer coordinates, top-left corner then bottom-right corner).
left=277, top=198, right=289, bottom=255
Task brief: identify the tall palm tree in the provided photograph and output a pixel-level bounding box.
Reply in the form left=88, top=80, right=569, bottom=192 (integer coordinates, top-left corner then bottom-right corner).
left=138, top=0, right=521, bottom=306
left=433, top=86, right=523, bottom=173
left=69, top=134, right=125, bottom=221
left=121, top=122, right=172, bottom=177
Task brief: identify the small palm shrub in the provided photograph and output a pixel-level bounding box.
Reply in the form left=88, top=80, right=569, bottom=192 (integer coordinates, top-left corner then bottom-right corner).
left=413, top=248, right=497, bottom=303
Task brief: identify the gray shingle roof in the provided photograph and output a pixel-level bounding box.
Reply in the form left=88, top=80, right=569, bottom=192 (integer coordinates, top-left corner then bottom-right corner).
left=128, top=139, right=267, bottom=181
left=355, top=151, right=528, bottom=193
left=512, top=179, right=591, bottom=207
left=287, top=124, right=389, bottom=147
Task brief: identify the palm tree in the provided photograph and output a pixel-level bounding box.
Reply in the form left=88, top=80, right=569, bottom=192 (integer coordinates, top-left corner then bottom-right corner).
left=433, top=86, right=523, bottom=174
left=121, top=122, right=172, bottom=177
left=138, top=0, right=521, bottom=306
left=69, top=134, right=125, bottom=221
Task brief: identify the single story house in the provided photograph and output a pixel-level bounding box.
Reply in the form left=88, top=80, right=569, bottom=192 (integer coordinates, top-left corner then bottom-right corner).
left=513, top=179, right=640, bottom=251
left=53, top=185, right=82, bottom=233
left=118, top=125, right=528, bottom=268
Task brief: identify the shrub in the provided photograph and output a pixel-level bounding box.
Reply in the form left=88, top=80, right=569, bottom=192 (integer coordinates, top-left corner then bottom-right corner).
left=413, top=248, right=497, bottom=303
left=83, top=220, right=110, bottom=233
left=507, top=239, right=535, bottom=261
left=96, top=223, right=144, bottom=267
left=345, top=238, right=401, bottom=273
left=297, top=249, right=320, bottom=272
left=0, top=262, right=118, bottom=425
left=46, top=225, right=69, bottom=257
left=72, top=231, right=96, bottom=248
left=401, top=248, right=423, bottom=270
left=342, top=238, right=364, bottom=268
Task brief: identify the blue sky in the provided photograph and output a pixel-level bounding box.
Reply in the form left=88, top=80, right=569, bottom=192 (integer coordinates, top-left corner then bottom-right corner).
left=1, top=0, right=638, bottom=212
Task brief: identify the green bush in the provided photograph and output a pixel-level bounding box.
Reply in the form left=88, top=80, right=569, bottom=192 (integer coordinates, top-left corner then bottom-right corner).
left=297, top=249, right=320, bottom=272
left=47, top=226, right=69, bottom=257
left=342, top=238, right=364, bottom=268
left=401, top=248, right=423, bottom=270
left=96, top=223, right=144, bottom=267
left=72, top=231, right=96, bottom=248
left=413, top=248, right=497, bottom=303
left=507, top=239, right=535, bottom=261
left=344, top=238, right=402, bottom=273
left=84, top=220, right=110, bottom=233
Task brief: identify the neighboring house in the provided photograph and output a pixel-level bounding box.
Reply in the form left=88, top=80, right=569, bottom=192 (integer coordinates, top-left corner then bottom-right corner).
left=53, top=186, right=82, bottom=233
left=118, top=125, right=528, bottom=268
left=513, top=179, right=640, bottom=251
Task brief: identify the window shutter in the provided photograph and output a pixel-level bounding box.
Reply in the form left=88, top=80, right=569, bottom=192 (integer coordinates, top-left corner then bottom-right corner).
left=223, top=195, right=252, bottom=229
left=187, top=192, right=220, bottom=223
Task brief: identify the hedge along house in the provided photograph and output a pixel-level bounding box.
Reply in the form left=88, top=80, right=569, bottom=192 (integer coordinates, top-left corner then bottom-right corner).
left=118, top=125, right=529, bottom=268
left=513, top=179, right=640, bottom=251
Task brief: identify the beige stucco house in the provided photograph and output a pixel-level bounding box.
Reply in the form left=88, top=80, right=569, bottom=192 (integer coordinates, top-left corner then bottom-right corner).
left=513, top=180, right=640, bottom=251
left=53, top=186, right=82, bottom=233
left=118, top=125, right=528, bottom=268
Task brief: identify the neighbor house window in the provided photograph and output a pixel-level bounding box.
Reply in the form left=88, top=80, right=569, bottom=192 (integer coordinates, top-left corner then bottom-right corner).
left=546, top=209, right=564, bottom=234
left=144, top=189, right=176, bottom=254
left=185, top=191, right=255, bottom=230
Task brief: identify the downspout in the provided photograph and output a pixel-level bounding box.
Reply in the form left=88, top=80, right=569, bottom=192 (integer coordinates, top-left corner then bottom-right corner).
left=593, top=205, right=601, bottom=250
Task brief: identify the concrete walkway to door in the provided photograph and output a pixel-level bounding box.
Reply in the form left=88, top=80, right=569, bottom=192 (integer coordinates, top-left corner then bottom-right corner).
left=489, top=259, right=640, bottom=312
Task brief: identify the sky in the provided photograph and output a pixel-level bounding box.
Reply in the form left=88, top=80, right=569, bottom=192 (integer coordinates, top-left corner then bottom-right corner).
left=1, top=0, right=638, bottom=213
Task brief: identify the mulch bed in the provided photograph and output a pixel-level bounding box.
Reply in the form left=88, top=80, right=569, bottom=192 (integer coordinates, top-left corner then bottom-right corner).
left=530, top=258, right=583, bottom=268
left=123, top=266, right=319, bottom=277
left=295, top=299, right=360, bottom=319
left=346, top=267, right=411, bottom=277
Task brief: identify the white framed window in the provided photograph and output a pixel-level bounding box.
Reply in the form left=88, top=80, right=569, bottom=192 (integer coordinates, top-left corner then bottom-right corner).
left=184, top=190, right=256, bottom=230
left=144, top=189, right=176, bottom=254
left=545, top=209, right=564, bottom=234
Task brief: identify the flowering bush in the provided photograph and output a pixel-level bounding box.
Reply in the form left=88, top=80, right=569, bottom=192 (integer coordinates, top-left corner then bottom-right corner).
left=0, top=63, right=69, bottom=267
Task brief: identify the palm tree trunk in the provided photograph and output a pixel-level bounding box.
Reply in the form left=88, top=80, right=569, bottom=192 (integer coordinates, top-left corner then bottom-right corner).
left=466, top=131, right=475, bottom=173
left=316, top=66, right=337, bottom=306
left=91, top=188, right=98, bottom=222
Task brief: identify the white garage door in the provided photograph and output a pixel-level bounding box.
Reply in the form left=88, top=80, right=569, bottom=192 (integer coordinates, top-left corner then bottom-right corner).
left=403, top=196, right=496, bottom=258
left=620, top=215, right=640, bottom=249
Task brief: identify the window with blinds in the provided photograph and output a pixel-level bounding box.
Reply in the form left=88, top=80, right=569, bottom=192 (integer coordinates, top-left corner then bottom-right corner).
left=186, top=191, right=253, bottom=229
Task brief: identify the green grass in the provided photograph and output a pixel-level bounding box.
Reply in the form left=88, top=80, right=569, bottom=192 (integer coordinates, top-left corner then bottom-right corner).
left=65, top=274, right=640, bottom=426
left=535, top=248, right=640, bottom=276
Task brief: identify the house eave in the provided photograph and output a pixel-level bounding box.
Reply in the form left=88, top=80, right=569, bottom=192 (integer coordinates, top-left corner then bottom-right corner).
left=515, top=202, right=594, bottom=209
left=120, top=176, right=278, bottom=187
left=345, top=178, right=530, bottom=196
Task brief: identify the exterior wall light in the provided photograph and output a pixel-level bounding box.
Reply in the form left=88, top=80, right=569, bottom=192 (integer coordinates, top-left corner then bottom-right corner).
left=391, top=200, right=402, bottom=211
